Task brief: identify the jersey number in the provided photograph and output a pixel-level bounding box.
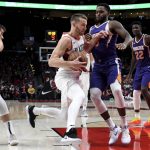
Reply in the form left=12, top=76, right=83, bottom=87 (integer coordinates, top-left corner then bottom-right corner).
left=135, top=51, right=144, bottom=60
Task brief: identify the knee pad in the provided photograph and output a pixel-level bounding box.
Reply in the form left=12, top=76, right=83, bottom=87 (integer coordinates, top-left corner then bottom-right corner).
left=0, top=95, right=9, bottom=116
left=90, top=88, right=102, bottom=102
left=110, top=80, right=122, bottom=94
left=90, top=88, right=107, bottom=113
left=133, top=90, right=141, bottom=98
left=110, top=80, right=125, bottom=108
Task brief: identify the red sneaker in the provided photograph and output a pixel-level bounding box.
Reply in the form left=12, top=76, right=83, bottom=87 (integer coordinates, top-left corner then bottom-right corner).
left=128, top=118, right=141, bottom=126
left=144, top=119, right=150, bottom=128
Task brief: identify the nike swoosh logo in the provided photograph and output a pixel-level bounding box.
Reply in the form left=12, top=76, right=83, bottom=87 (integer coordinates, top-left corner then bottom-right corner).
left=41, top=91, right=52, bottom=95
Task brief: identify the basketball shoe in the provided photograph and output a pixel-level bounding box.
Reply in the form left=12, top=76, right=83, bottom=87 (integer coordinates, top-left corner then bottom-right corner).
left=8, top=134, right=18, bottom=146
left=128, top=117, right=141, bottom=126
left=121, top=125, right=131, bottom=144
left=26, top=105, right=37, bottom=128
left=61, top=128, right=81, bottom=144
left=109, top=125, right=121, bottom=145
left=143, top=118, right=150, bottom=128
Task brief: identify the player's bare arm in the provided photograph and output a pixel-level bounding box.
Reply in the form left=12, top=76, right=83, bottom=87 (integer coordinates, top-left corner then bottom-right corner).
left=145, top=34, right=150, bottom=46
left=109, top=20, right=132, bottom=50
left=125, top=41, right=136, bottom=83
left=48, top=36, right=87, bottom=71
left=83, top=31, right=108, bottom=53
left=0, top=39, right=4, bottom=52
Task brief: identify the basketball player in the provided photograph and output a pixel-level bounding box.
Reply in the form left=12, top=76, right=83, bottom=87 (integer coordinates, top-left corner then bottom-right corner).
left=126, top=21, right=150, bottom=127
left=89, top=3, right=132, bottom=145
left=26, top=13, right=107, bottom=143
left=0, top=24, right=18, bottom=146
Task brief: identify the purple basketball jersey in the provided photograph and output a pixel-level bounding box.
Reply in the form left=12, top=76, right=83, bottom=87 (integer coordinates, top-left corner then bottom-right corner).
left=89, top=21, right=118, bottom=62
left=132, top=34, right=150, bottom=90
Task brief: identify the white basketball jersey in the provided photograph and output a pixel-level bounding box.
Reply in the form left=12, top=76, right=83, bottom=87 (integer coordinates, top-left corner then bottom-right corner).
left=63, top=34, right=84, bottom=53
left=58, top=34, right=84, bottom=72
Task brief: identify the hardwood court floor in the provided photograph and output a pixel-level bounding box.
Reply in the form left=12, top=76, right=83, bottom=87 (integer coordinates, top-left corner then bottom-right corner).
left=0, top=100, right=149, bottom=150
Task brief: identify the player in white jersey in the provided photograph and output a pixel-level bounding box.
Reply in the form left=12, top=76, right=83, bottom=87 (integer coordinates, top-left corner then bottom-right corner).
left=26, top=13, right=107, bottom=144
left=0, top=24, right=18, bottom=146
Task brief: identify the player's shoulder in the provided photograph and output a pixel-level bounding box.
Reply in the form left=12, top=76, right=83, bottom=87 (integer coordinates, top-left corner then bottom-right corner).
left=144, top=34, right=150, bottom=40
left=109, top=20, right=122, bottom=26
left=144, top=34, right=150, bottom=46
left=89, top=25, right=95, bottom=33
left=60, top=34, right=72, bottom=43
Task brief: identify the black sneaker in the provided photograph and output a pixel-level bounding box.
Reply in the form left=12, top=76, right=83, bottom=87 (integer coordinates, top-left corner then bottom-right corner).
left=26, top=105, right=37, bottom=128
left=61, top=128, right=81, bottom=144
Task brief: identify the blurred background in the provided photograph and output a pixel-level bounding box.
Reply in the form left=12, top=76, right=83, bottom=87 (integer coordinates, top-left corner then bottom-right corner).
left=0, top=0, right=149, bottom=101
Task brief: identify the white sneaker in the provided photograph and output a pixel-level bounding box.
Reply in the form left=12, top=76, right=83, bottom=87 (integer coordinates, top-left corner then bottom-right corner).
left=61, top=136, right=81, bottom=144
left=109, top=125, right=121, bottom=145
left=8, top=134, right=18, bottom=146
left=121, top=126, right=131, bottom=144
left=80, top=110, right=88, bottom=117
left=61, top=128, right=81, bottom=144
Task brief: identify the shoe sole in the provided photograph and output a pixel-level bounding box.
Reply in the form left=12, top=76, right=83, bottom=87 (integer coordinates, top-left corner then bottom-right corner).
left=61, top=138, right=81, bottom=145
left=121, top=137, right=131, bottom=145
left=128, top=124, right=142, bottom=127
left=9, top=141, right=19, bottom=146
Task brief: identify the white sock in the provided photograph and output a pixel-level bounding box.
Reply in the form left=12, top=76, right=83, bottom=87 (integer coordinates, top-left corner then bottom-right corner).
left=83, top=105, right=87, bottom=111
left=135, top=112, right=140, bottom=119
left=33, top=107, right=61, bottom=118
left=105, top=118, right=116, bottom=130
left=4, top=121, right=15, bottom=137
left=133, top=90, right=141, bottom=110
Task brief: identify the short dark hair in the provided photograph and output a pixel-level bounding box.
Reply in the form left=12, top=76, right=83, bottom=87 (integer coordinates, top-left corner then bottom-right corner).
left=97, top=3, right=110, bottom=12
left=0, top=24, right=6, bottom=32
left=131, top=21, right=142, bottom=27
left=70, top=13, right=87, bottom=23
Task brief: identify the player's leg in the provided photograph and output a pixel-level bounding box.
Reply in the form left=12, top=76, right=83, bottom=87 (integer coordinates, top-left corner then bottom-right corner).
left=110, top=80, right=131, bottom=144
left=90, top=70, right=121, bottom=145
left=129, top=70, right=142, bottom=126
left=26, top=77, right=68, bottom=128
left=80, top=72, right=90, bottom=117
left=0, top=95, right=18, bottom=146
left=26, top=90, right=68, bottom=128
left=128, top=90, right=142, bottom=126
left=108, top=60, right=131, bottom=144
left=141, top=69, right=150, bottom=127
left=61, top=82, right=85, bottom=143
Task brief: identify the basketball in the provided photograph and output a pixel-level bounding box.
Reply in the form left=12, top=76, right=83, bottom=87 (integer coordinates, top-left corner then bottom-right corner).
left=68, top=51, right=88, bottom=65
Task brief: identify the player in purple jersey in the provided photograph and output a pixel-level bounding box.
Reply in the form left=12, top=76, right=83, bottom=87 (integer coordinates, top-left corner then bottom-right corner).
left=89, top=3, right=132, bottom=145
left=126, top=21, right=150, bottom=127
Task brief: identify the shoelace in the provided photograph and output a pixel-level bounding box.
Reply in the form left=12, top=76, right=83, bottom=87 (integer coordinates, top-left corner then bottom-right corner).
left=109, top=128, right=118, bottom=137
left=122, top=129, right=129, bottom=137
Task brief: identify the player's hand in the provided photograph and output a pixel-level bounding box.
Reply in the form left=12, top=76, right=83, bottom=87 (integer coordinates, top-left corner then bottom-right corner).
left=115, top=43, right=127, bottom=50
left=96, top=30, right=109, bottom=39
left=84, top=33, right=92, bottom=41
left=69, top=56, right=88, bottom=72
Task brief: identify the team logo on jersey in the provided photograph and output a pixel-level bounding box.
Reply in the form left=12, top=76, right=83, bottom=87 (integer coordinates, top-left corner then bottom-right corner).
left=74, top=44, right=84, bottom=52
